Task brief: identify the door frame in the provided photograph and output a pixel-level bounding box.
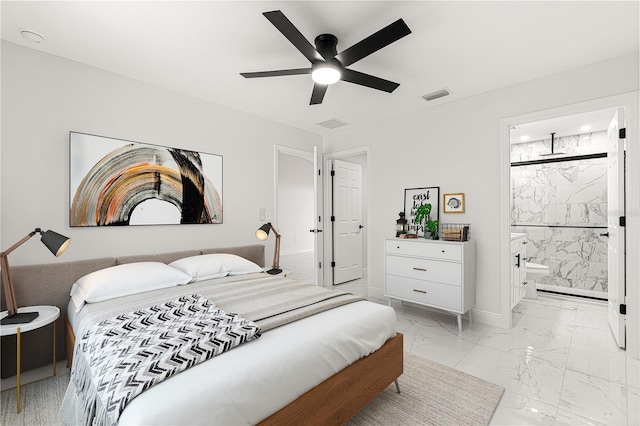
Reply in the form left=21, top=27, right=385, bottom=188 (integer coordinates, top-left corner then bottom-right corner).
left=498, top=92, right=639, bottom=358
left=274, top=145, right=321, bottom=284
left=323, top=146, right=371, bottom=287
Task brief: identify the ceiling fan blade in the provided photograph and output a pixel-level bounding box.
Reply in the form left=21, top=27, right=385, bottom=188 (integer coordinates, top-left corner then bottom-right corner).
left=310, top=83, right=328, bottom=105
left=240, top=68, right=311, bottom=78
left=335, top=19, right=411, bottom=67
left=263, top=10, right=323, bottom=63
left=341, top=69, right=400, bottom=93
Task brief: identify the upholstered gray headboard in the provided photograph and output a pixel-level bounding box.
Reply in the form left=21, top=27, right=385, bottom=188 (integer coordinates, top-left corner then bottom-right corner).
left=1, top=244, right=265, bottom=378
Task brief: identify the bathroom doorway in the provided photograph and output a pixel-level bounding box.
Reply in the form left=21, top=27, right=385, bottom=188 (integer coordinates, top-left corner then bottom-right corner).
left=509, top=109, right=616, bottom=300
left=500, top=93, right=638, bottom=351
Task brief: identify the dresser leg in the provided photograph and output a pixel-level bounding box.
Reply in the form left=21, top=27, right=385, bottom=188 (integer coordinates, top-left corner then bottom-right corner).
left=457, top=314, right=462, bottom=333
left=394, top=379, right=400, bottom=393
left=468, top=310, right=473, bottom=324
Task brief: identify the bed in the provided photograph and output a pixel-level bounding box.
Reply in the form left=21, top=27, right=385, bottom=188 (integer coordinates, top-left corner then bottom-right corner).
left=56, top=246, right=403, bottom=425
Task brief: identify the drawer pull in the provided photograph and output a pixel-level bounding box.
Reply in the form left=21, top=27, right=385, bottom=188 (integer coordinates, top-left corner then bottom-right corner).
left=413, top=267, right=427, bottom=272
left=413, top=289, right=427, bottom=294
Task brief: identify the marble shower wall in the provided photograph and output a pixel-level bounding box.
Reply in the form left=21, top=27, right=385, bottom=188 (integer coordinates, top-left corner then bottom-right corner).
left=511, top=132, right=608, bottom=298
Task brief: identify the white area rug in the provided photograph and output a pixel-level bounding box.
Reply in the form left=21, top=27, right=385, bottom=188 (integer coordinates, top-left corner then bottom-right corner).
left=349, top=353, right=505, bottom=426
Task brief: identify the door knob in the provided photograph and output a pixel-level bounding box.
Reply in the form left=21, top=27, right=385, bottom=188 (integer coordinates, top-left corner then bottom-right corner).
left=600, top=232, right=609, bottom=237
left=309, top=229, right=323, bottom=233
left=359, top=225, right=364, bottom=229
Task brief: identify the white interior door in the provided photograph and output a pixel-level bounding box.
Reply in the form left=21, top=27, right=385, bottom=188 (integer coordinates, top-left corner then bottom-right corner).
left=607, top=107, right=626, bottom=349
left=332, top=159, right=363, bottom=284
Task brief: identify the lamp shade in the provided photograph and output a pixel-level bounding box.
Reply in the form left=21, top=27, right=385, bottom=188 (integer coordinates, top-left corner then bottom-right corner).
left=40, top=230, right=71, bottom=257
left=255, top=223, right=271, bottom=241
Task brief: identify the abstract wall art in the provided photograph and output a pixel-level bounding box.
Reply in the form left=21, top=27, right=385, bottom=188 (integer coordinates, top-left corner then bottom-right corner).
left=70, top=132, right=222, bottom=227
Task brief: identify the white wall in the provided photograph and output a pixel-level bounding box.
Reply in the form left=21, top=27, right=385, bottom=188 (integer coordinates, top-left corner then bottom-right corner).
left=277, top=152, right=314, bottom=255
left=0, top=41, right=321, bottom=265
left=323, top=53, right=639, bottom=325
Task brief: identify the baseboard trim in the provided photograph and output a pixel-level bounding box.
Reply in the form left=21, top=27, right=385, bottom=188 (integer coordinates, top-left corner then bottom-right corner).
left=369, top=287, right=385, bottom=300
left=469, top=309, right=505, bottom=328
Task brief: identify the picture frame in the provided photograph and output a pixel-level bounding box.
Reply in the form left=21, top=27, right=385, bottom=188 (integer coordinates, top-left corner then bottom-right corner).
left=70, top=132, right=223, bottom=227
left=443, top=193, right=465, bottom=213
left=404, top=187, right=439, bottom=236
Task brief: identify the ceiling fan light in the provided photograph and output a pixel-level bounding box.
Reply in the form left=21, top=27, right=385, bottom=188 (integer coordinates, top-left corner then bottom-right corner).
left=312, top=66, right=341, bottom=85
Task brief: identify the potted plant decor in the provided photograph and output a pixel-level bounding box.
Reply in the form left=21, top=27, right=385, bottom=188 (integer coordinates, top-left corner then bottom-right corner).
left=413, top=203, right=431, bottom=238
left=414, top=203, right=439, bottom=240
left=426, top=219, right=439, bottom=240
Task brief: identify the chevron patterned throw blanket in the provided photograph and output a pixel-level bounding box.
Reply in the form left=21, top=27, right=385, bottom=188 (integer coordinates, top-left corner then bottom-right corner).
left=71, top=294, right=261, bottom=426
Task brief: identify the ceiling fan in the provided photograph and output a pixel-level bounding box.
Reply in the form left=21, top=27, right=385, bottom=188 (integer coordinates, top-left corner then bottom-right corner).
left=240, top=10, right=411, bottom=105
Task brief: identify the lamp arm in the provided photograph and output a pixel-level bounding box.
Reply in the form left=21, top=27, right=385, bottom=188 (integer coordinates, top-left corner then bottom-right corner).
left=273, top=234, right=281, bottom=270
left=268, top=224, right=281, bottom=270
left=1, top=254, right=18, bottom=315
left=1, top=230, right=38, bottom=258
left=269, top=224, right=281, bottom=238
left=1, top=229, right=41, bottom=316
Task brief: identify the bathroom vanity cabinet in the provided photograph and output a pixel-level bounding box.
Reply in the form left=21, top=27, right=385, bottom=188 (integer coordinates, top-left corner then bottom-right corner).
left=384, top=238, right=476, bottom=332
left=510, top=234, right=527, bottom=309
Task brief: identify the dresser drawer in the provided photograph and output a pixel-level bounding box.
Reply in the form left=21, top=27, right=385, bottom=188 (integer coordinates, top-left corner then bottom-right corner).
left=385, top=275, right=462, bottom=312
left=385, top=255, right=462, bottom=286
left=385, top=240, right=461, bottom=261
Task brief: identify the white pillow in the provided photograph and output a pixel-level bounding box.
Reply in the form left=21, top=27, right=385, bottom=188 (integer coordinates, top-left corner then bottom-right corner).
left=169, top=253, right=262, bottom=281
left=70, top=262, right=191, bottom=312
left=169, top=254, right=229, bottom=282
left=219, top=253, right=263, bottom=276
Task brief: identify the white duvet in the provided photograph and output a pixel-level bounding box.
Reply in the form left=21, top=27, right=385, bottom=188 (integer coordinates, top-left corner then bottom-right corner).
left=61, top=275, right=396, bottom=425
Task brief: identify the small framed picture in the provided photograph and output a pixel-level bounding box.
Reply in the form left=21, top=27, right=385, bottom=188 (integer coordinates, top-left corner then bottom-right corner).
left=443, top=193, right=465, bottom=213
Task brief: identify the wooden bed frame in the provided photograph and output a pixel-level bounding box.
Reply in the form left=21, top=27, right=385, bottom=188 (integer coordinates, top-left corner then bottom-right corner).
left=66, top=320, right=403, bottom=425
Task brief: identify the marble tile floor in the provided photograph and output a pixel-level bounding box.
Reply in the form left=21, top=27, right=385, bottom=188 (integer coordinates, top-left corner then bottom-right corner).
left=283, top=250, right=639, bottom=424
left=388, top=294, right=639, bottom=425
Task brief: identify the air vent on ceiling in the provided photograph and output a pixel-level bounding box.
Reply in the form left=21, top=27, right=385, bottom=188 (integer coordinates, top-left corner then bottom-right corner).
left=317, top=118, right=348, bottom=129
left=422, top=88, right=451, bottom=102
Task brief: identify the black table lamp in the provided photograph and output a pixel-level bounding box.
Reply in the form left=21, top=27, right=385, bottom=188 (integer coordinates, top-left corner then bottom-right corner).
left=1, top=228, right=71, bottom=325
left=255, top=222, right=282, bottom=275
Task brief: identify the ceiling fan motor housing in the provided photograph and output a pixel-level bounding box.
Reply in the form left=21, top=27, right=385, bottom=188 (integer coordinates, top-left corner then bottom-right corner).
left=314, top=34, right=338, bottom=59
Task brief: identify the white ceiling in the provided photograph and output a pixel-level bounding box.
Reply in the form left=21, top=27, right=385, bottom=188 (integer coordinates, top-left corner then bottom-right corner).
left=2, top=1, right=639, bottom=136
left=510, top=107, right=618, bottom=144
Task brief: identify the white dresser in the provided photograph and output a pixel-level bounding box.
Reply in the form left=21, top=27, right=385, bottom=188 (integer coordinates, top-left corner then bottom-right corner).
left=384, top=238, right=476, bottom=332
